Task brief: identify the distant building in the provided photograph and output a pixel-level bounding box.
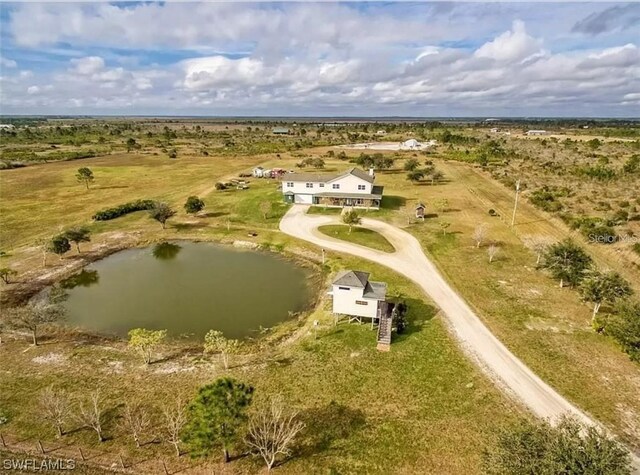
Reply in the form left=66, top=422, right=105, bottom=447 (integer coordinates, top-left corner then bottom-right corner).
left=282, top=167, right=383, bottom=209
left=490, top=128, right=499, bottom=133
left=329, top=270, right=387, bottom=320
left=401, top=138, right=421, bottom=149
left=399, top=138, right=436, bottom=150
left=526, top=130, right=548, bottom=136
left=252, top=166, right=265, bottom=177
left=376, top=130, right=387, bottom=136
left=272, top=127, right=290, bottom=135
left=0, top=124, right=15, bottom=131
left=415, top=203, right=426, bottom=219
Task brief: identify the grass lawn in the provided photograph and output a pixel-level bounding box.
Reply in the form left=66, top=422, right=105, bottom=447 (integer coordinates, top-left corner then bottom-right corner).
left=306, top=206, right=342, bottom=215
left=2, top=139, right=640, bottom=469
left=0, top=152, right=263, bottom=250
left=0, top=254, right=519, bottom=474
left=318, top=225, right=395, bottom=253
left=359, top=158, right=640, bottom=451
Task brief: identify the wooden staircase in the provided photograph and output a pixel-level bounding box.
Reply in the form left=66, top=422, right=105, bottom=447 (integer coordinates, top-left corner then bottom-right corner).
left=376, top=303, right=392, bottom=352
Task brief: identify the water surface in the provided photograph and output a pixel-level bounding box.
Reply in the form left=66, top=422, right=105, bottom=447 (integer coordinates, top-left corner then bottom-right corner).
left=62, top=242, right=311, bottom=339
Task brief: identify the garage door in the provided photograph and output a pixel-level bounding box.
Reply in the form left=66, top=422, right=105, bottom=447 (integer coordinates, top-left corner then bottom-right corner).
left=294, top=194, right=313, bottom=204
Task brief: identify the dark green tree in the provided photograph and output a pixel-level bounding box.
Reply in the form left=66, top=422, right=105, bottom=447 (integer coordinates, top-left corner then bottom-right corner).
left=407, top=169, right=425, bottom=184
left=540, top=239, right=593, bottom=288
left=63, top=226, right=91, bottom=253
left=47, top=235, right=71, bottom=258
left=149, top=202, right=177, bottom=229
left=403, top=158, right=420, bottom=171
left=605, top=300, right=640, bottom=362
left=182, top=377, right=254, bottom=462
left=126, top=137, right=137, bottom=152
left=184, top=196, right=205, bottom=215
left=580, top=270, right=633, bottom=321
left=76, top=167, right=94, bottom=190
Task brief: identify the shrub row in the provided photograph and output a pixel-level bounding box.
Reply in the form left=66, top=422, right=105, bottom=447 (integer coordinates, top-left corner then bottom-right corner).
left=92, top=199, right=156, bottom=221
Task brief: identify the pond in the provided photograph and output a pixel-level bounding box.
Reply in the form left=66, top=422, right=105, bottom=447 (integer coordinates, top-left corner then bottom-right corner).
left=60, top=242, right=313, bottom=339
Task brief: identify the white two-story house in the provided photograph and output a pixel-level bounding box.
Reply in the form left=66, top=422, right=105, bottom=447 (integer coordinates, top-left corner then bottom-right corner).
left=329, top=270, right=387, bottom=320
left=282, top=167, right=384, bottom=209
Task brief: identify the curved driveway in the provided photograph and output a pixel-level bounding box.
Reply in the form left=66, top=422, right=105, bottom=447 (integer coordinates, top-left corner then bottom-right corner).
left=281, top=205, right=640, bottom=469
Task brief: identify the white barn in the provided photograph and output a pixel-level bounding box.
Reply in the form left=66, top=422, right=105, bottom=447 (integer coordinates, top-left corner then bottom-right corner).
left=282, top=167, right=383, bottom=209
left=329, top=270, right=387, bottom=320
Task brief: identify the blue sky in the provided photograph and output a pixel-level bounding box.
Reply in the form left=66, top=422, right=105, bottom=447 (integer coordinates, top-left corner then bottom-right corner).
left=0, top=2, right=639, bottom=116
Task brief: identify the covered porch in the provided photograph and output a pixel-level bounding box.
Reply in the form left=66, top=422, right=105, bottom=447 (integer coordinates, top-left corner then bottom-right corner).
left=313, top=189, right=383, bottom=210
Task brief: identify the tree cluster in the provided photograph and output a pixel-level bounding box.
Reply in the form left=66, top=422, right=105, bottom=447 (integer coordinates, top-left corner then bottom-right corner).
left=482, top=416, right=631, bottom=475
left=92, top=199, right=156, bottom=221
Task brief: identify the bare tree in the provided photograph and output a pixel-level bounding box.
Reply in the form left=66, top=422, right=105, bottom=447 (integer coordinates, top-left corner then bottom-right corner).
left=259, top=201, right=272, bottom=220
left=161, top=397, right=187, bottom=457
left=204, top=330, right=240, bottom=370
left=76, top=389, right=106, bottom=442
left=488, top=244, right=500, bottom=263
left=40, top=386, right=70, bottom=438
left=121, top=403, right=152, bottom=448
left=523, top=235, right=554, bottom=265
left=5, top=300, right=65, bottom=346
left=473, top=224, right=488, bottom=248
left=246, top=397, right=305, bottom=471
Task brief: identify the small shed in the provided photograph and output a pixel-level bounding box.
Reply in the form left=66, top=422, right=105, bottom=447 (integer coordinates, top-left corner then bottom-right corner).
left=415, top=203, right=426, bottom=219
left=272, top=127, right=290, bottom=135
left=252, top=166, right=264, bottom=177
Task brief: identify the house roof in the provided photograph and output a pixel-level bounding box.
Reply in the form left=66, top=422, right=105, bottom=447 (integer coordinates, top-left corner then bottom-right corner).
left=332, top=270, right=370, bottom=288
left=283, top=167, right=374, bottom=184
left=416, top=203, right=426, bottom=209
left=363, top=281, right=387, bottom=300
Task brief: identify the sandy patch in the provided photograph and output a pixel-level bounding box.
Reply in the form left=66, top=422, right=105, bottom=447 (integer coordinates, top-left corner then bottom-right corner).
left=32, top=352, right=67, bottom=365
left=153, top=362, right=196, bottom=374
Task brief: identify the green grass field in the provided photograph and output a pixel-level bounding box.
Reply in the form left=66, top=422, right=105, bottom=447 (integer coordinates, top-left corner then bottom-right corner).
left=318, top=224, right=395, bottom=253
left=1, top=130, right=640, bottom=469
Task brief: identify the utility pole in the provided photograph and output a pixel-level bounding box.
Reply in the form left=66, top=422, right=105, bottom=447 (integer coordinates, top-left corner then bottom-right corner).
left=511, top=179, right=521, bottom=228
left=321, top=248, right=325, bottom=265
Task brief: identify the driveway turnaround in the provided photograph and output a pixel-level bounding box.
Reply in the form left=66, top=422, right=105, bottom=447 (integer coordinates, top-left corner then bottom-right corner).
left=280, top=205, right=640, bottom=469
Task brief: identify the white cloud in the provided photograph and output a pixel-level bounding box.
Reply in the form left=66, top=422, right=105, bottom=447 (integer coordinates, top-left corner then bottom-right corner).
left=2, top=3, right=639, bottom=116
left=475, top=20, right=543, bottom=62
left=70, top=56, right=105, bottom=75
left=1, top=56, right=17, bottom=68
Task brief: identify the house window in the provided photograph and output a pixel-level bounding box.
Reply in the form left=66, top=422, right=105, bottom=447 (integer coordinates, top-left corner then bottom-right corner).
left=332, top=184, right=340, bottom=190
left=338, top=286, right=350, bottom=291
left=319, top=183, right=325, bottom=188
left=357, top=184, right=366, bottom=191
left=355, top=300, right=368, bottom=306
left=286, top=182, right=293, bottom=187
left=306, top=183, right=313, bottom=188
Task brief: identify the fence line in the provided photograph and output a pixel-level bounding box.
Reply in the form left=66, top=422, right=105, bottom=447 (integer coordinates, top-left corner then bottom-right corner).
left=0, top=431, right=192, bottom=474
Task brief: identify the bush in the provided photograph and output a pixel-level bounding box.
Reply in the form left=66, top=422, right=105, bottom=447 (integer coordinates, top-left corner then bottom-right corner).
left=633, top=243, right=640, bottom=256
left=483, top=416, right=631, bottom=474
left=529, top=187, right=563, bottom=212
left=604, top=301, right=640, bottom=362
left=92, top=199, right=156, bottom=221
left=488, top=209, right=498, bottom=216
left=215, top=182, right=227, bottom=190
left=572, top=217, right=617, bottom=244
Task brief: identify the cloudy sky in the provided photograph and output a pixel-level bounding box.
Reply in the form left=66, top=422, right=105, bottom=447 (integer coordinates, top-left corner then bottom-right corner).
left=0, top=2, right=639, bottom=117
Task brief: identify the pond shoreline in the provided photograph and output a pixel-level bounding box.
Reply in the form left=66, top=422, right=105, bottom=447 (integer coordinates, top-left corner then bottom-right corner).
left=1, top=234, right=325, bottom=347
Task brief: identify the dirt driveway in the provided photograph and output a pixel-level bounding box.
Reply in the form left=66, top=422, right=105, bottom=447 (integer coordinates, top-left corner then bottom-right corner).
left=280, top=205, right=640, bottom=469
